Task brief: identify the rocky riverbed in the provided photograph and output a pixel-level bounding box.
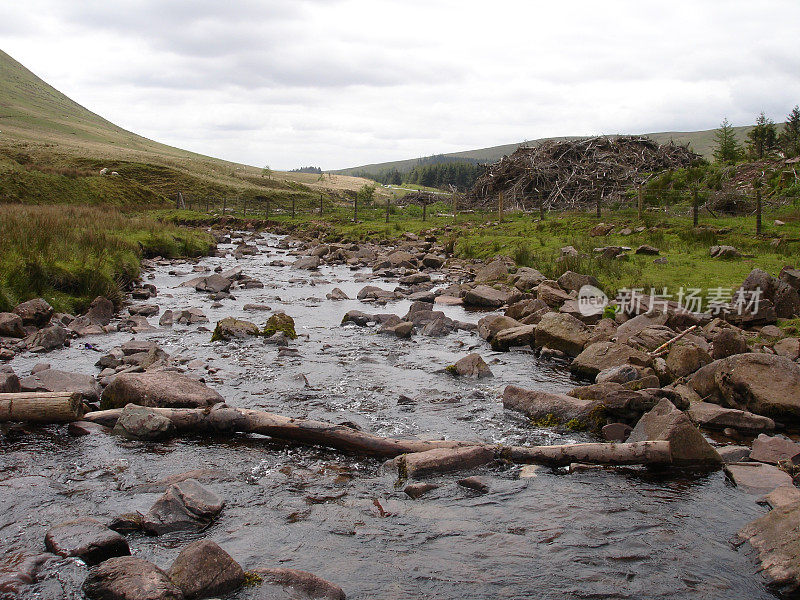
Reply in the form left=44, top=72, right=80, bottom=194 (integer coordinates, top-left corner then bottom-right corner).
left=1, top=230, right=799, bottom=599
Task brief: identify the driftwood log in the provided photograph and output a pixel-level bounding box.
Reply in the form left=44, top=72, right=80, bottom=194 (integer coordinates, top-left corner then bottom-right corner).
left=0, top=392, right=85, bottom=423
left=82, top=405, right=673, bottom=467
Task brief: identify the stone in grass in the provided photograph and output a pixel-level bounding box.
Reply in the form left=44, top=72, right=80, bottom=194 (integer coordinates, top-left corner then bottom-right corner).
left=45, top=517, right=130, bottom=565
left=168, top=540, right=244, bottom=600
left=262, top=312, right=297, bottom=339
left=447, top=353, right=493, bottom=378
left=83, top=556, right=183, bottom=600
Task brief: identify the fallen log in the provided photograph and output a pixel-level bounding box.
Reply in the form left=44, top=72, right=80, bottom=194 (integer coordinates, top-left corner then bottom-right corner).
left=506, top=441, right=672, bottom=467
left=0, top=391, right=85, bottom=423
left=83, top=405, right=674, bottom=467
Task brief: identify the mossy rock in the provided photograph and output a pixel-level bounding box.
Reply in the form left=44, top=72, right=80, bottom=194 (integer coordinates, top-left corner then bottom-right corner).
left=262, top=312, right=297, bottom=339
left=211, top=317, right=260, bottom=342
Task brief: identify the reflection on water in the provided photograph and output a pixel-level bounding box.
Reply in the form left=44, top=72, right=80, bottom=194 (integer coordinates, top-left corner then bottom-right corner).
left=1, top=233, right=770, bottom=599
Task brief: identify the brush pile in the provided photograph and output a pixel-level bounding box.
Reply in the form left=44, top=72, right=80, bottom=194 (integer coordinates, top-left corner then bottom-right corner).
left=398, top=191, right=438, bottom=206
left=467, top=136, right=699, bottom=210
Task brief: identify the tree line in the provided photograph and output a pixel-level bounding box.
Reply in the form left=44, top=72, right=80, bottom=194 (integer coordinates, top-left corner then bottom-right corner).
left=353, top=157, right=485, bottom=191
left=713, top=105, right=800, bottom=163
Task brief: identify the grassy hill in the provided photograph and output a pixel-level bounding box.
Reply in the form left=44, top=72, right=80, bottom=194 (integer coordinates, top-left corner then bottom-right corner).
left=334, top=127, right=759, bottom=177
left=0, top=49, right=377, bottom=209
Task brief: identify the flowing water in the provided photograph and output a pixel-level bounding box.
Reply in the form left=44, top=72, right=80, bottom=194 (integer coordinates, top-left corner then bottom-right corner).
left=0, top=233, right=772, bottom=599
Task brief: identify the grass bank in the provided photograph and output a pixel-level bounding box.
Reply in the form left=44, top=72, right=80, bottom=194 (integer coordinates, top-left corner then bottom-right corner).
left=0, top=204, right=214, bottom=314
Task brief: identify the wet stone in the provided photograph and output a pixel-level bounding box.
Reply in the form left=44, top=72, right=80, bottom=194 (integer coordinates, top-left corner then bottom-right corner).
left=83, top=556, right=183, bottom=600
left=45, top=517, right=130, bottom=565
left=168, top=540, right=244, bottom=600
left=142, top=479, right=224, bottom=535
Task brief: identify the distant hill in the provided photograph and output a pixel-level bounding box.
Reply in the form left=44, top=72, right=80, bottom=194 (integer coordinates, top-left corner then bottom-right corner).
left=333, top=126, right=759, bottom=177
left=0, top=49, right=376, bottom=206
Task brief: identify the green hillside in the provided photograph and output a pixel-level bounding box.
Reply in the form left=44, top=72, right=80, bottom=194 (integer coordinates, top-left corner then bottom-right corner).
left=0, top=49, right=377, bottom=207
left=334, top=128, right=759, bottom=177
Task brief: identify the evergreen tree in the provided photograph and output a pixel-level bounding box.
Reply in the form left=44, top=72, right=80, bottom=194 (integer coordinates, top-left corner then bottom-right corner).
left=713, top=118, right=743, bottom=163
left=746, top=111, right=778, bottom=159
left=779, top=105, right=800, bottom=158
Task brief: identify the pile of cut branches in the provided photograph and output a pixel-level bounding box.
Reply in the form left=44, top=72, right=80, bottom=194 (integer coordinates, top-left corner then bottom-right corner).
left=466, top=135, right=699, bottom=210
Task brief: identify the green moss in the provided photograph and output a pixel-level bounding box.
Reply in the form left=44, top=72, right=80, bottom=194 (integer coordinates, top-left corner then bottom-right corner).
left=564, top=418, right=587, bottom=432
left=445, top=364, right=459, bottom=375
left=533, top=413, right=561, bottom=428
left=243, top=571, right=264, bottom=587
left=262, top=312, right=297, bottom=339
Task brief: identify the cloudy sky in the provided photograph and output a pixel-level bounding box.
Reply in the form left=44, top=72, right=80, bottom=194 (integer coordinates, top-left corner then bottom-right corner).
left=3, top=0, right=800, bottom=170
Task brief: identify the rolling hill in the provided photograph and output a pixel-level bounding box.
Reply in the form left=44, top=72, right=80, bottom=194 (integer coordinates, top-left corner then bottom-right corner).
left=0, top=49, right=376, bottom=207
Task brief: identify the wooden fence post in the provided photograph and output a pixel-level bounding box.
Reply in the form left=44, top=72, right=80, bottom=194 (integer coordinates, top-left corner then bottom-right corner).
left=452, top=189, right=457, bottom=222
left=422, top=202, right=427, bottom=222
left=319, top=193, right=323, bottom=216
left=265, top=198, right=270, bottom=218
left=637, top=185, right=643, bottom=220
left=595, top=189, right=601, bottom=219
left=498, top=192, right=504, bottom=222
left=755, top=184, right=762, bottom=235
left=692, top=187, right=699, bottom=227
left=223, top=197, right=227, bottom=215
left=540, top=199, right=545, bottom=221
left=353, top=195, right=358, bottom=222
left=292, top=198, right=296, bottom=219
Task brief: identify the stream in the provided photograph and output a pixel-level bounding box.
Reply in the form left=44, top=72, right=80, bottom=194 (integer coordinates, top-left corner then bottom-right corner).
left=1, top=232, right=771, bottom=599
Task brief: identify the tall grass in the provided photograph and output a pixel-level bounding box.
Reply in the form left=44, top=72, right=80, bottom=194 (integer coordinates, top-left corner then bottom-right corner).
left=0, top=204, right=214, bottom=314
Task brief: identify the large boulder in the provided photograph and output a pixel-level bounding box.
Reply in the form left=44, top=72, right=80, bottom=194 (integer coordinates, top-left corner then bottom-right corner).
left=0, top=371, right=20, bottom=393
left=556, top=271, right=600, bottom=293
left=463, top=285, right=512, bottom=308
left=113, top=405, right=176, bottom=441
left=211, top=317, right=260, bottom=342
left=474, top=259, right=508, bottom=283
left=168, top=540, right=244, bottom=600
left=293, top=255, right=321, bottom=270
left=536, top=281, right=571, bottom=308
left=491, top=325, right=536, bottom=351
left=194, top=274, right=232, bottom=294
left=142, top=479, right=224, bottom=535
left=665, top=343, right=712, bottom=380
left=688, top=353, right=800, bottom=422
left=750, top=434, right=800, bottom=465
left=449, top=353, right=493, bottom=378
left=13, top=298, right=53, bottom=327
left=27, top=325, right=70, bottom=352
left=505, top=298, right=549, bottom=322
left=503, top=385, right=602, bottom=427
left=86, top=296, right=115, bottom=326
left=687, top=401, right=775, bottom=434
left=45, top=517, right=130, bottom=565
left=570, top=342, right=652, bottom=380
left=83, top=556, right=184, bottom=600
left=737, top=501, right=800, bottom=596
left=0, top=312, right=25, bottom=338
left=568, top=382, right=683, bottom=423
left=627, top=398, right=722, bottom=466
left=712, top=328, right=748, bottom=359
left=19, top=368, right=101, bottom=402
left=511, top=267, right=546, bottom=291
left=534, top=312, right=590, bottom=356
left=477, top=314, right=522, bottom=341
left=100, top=372, right=224, bottom=410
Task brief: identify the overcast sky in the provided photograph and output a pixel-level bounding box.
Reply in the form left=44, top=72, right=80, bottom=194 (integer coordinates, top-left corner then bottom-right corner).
left=3, top=0, right=800, bottom=170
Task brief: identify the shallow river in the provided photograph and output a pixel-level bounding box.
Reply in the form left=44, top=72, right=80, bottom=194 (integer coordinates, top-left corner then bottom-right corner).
left=1, top=233, right=772, bottom=599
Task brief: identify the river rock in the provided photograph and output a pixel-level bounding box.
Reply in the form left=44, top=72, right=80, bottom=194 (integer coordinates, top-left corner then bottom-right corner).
left=750, top=434, right=800, bottom=465
left=773, top=337, right=800, bottom=360
left=19, top=368, right=101, bottom=402
left=689, top=353, right=800, bottom=422
left=85, top=296, right=115, bottom=325
left=536, top=281, right=571, bottom=308
left=129, top=304, right=159, bottom=317
left=491, top=324, right=536, bottom=351
left=712, top=328, right=748, bottom=359
left=665, top=343, right=712, bottom=380
left=293, top=255, right=321, bottom=270
left=726, top=462, right=793, bottom=493
left=738, top=268, right=800, bottom=319
left=463, top=285, right=512, bottom=308
left=45, top=517, right=130, bottom=565
left=83, top=556, right=184, bottom=600
left=602, top=422, right=633, bottom=442
left=326, top=287, right=350, bottom=300
left=570, top=342, right=652, bottom=380
left=28, top=324, right=70, bottom=352
left=628, top=399, right=722, bottom=466
left=450, top=353, right=492, bottom=378
left=595, top=364, right=641, bottom=384
left=113, top=405, right=175, bottom=440
left=211, top=317, right=260, bottom=341
left=717, top=445, right=752, bottom=464
left=142, top=479, right=224, bottom=535
left=404, top=483, right=439, bottom=499
left=398, top=446, right=495, bottom=478
left=505, top=298, right=548, bottom=322
left=195, top=274, right=232, bottom=294
left=474, top=259, right=508, bottom=283
left=168, top=540, right=244, bottom=600
left=477, top=314, right=522, bottom=341
left=512, top=267, right=546, bottom=291
left=761, top=485, right=800, bottom=509
left=252, top=568, right=346, bottom=600
left=13, top=298, right=53, bottom=327
left=556, top=271, right=599, bottom=293
left=357, top=285, right=397, bottom=302
left=422, top=254, right=445, bottom=269
left=687, top=402, right=775, bottom=434
left=0, top=371, right=21, bottom=393
left=100, top=372, right=224, bottom=410
left=503, top=385, right=599, bottom=425
left=534, top=312, right=590, bottom=356
left=0, top=312, right=25, bottom=337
